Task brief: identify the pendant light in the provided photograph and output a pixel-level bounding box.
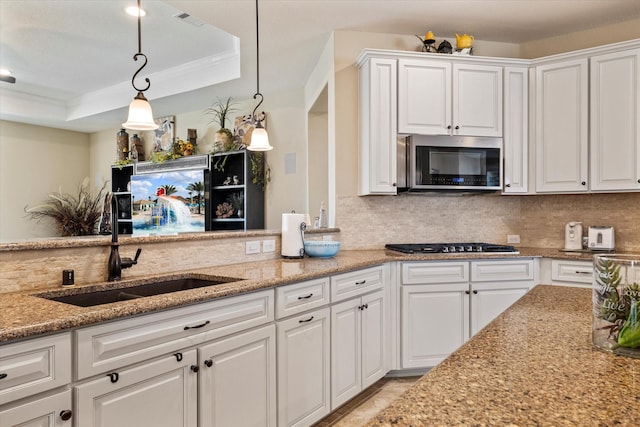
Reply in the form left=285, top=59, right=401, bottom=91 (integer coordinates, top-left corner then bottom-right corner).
left=123, top=0, right=158, bottom=130
left=247, top=0, right=273, bottom=151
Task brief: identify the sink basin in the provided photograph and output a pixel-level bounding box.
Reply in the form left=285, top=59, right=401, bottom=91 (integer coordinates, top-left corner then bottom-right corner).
left=37, top=277, right=241, bottom=307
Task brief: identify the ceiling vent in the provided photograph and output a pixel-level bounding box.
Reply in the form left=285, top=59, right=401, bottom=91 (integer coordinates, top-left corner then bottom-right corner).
left=173, top=12, right=205, bottom=27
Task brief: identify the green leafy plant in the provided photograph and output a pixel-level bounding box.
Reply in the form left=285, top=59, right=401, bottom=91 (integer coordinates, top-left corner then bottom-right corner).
left=226, top=192, right=244, bottom=211
left=24, top=179, right=109, bottom=236
left=250, top=152, right=271, bottom=191
left=206, top=97, right=238, bottom=152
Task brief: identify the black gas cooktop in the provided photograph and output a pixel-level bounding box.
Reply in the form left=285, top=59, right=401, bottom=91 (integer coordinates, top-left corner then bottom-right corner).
left=385, top=242, right=518, bottom=255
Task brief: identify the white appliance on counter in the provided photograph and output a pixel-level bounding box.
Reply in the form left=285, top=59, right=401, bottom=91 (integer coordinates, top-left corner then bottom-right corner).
left=588, top=226, right=615, bottom=251
left=564, top=222, right=583, bottom=250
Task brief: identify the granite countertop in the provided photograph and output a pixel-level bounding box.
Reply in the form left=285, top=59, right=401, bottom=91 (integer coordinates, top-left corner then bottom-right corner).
left=0, top=247, right=603, bottom=343
left=366, top=285, right=640, bottom=426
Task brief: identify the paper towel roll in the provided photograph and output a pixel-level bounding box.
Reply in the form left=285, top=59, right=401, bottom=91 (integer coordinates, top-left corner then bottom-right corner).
left=282, top=213, right=305, bottom=258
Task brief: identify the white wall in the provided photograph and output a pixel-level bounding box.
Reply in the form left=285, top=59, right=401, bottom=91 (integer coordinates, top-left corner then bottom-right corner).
left=0, top=120, right=90, bottom=240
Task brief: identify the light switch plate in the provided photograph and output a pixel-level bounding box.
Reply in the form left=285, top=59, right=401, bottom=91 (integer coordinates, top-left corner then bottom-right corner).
left=245, top=240, right=261, bottom=254
left=507, top=235, right=520, bottom=244
left=262, top=239, right=276, bottom=253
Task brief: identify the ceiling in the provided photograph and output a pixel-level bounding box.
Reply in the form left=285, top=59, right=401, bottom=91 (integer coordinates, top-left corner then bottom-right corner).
left=1, top=0, right=639, bottom=133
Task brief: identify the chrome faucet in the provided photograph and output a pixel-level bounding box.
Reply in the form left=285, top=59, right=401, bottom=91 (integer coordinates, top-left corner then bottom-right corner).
left=108, top=193, right=142, bottom=281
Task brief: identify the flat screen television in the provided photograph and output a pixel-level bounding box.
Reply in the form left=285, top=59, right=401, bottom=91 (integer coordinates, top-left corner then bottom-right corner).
left=130, top=170, right=208, bottom=235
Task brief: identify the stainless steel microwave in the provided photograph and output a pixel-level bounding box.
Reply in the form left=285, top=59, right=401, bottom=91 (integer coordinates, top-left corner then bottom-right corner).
left=397, top=135, right=503, bottom=191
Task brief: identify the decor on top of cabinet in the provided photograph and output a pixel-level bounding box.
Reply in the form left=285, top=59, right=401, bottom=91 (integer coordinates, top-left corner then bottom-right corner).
left=454, top=33, right=474, bottom=55
left=150, top=137, right=198, bottom=162
left=415, top=31, right=437, bottom=53
left=206, top=97, right=238, bottom=152
left=153, top=116, right=175, bottom=152
left=24, top=178, right=109, bottom=236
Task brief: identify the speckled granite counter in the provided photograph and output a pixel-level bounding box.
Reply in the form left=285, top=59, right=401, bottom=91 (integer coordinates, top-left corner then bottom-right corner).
left=366, top=285, right=640, bottom=426
left=0, top=247, right=614, bottom=343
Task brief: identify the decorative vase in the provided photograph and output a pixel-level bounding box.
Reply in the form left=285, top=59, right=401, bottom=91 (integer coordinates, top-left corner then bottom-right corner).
left=131, top=133, right=145, bottom=161
left=593, top=254, right=640, bottom=358
left=215, top=129, right=234, bottom=151
left=183, top=150, right=193, bottom=156
left=116, top=128, right=129, bottom=161
left=237, top=209, right=244, bottom=218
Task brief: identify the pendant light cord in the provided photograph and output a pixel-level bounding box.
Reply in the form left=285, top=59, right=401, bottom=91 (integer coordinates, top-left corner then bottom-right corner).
left=251, top=0, right=264, bottom=120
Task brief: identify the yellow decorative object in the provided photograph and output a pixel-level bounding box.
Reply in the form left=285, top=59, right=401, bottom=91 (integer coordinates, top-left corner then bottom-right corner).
left=455, top=33, right=474, bottom=49
left=424, top=31, right=435, bottom=42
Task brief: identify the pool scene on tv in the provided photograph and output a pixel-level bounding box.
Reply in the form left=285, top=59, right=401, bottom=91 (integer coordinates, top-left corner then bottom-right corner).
left=130, top=170, right=206, bottom=235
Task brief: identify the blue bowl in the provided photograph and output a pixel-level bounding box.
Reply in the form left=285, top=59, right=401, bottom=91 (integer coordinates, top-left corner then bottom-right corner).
left=304, top=241, right=341, bottom=258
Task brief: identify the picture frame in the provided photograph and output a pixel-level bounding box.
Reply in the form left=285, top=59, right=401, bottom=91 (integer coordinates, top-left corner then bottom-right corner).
left=153, top=115, right=175, bottom=152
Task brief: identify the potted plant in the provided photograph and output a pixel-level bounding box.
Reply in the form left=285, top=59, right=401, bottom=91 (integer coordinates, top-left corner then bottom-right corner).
left=226, top=192, right=244, bottom=218
left=206, top=97, right=238, bottom=152
left=24, top=179, right=109, bottom=236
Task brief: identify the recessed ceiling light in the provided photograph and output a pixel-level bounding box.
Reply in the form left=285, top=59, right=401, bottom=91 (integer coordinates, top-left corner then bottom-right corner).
left=125, top=6, right=146, bottom=17
left=0, top=68, right=12, bottom=76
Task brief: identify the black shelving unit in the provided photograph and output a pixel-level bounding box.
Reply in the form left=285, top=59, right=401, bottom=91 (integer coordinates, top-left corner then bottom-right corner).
left=210, top=150, right=265, bottom=231
left=111, top=165, right=134, bottom=234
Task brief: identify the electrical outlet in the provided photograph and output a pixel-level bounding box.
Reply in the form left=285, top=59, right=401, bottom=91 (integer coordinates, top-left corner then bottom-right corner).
left=262, top=239, right=276, bottom=253
left=507, top=234, right=520, bottom=244
left=245, top=240, right=261, bottom=255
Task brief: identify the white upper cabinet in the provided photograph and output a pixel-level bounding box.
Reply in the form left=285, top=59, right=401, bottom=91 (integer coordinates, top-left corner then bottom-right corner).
left=503, top=67, right=529, bottom=193
left=358, top=57, right=398, bottom=195
left=535, top=58, right=589, bottom=193
left=398, top=59, right=503, bottom=137
left=590, top=48, right=640, bottom=191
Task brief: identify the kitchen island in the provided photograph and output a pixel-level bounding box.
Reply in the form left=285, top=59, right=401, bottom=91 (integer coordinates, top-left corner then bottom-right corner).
left=366, top=285, right=640, bottom=426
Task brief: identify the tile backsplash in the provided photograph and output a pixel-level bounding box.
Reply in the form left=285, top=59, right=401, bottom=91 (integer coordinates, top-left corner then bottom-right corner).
left=336, top=192, right=639, bottom=251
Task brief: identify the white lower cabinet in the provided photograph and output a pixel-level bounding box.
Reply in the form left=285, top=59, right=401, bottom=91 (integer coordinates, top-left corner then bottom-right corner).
left=331, top=289, right=386, bottom=410
left=401, top=259, right=534, bottom=369
left=0, top=389, right=72, bottom=427
left=74, top=350, right=198, bottom=427
left=277, top=307, right=331, bottom=427
left=199, top=324, right=277, bottom=427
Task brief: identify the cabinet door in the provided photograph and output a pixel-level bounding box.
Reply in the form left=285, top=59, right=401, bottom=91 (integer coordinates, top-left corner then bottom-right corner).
left=535, top=59, right=589, bottom=192
left=0, top=389, right=72, bottom=427
left=401, top=283, right=469, bottom=369
left=453, top=64, right=503, bottom=137
left=360, top=290, right=386, bottom=390
left=330, top=298, right=361, bottom=410
left=470, top=282, right=530, bottom=336
left=398, top=59, right=451, bottom=135
left=277, top=308, right=330, bottom=427
left=358, top=57, right=398, bottom=195
left=74, top=350, right=197, bottom=427
left=590, top=49, right=640, bottom=191
left=503, top=67, right=529, bottom=193
left=199, top=324, right=276, bottom=427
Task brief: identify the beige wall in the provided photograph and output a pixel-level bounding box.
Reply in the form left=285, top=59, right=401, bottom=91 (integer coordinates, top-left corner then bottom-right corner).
left=521, top=20, right=640, bottom=58
left=0, top=120, right=90, bottom=240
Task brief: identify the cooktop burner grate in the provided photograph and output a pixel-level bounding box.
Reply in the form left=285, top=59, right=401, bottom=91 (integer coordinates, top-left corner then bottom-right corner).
left=385, top=242, right=518, bottom=254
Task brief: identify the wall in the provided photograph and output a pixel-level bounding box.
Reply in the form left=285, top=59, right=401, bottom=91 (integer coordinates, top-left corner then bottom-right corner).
left=520, top=20, right=640, bottom=58
left=0, top=120, right=90, bottom=240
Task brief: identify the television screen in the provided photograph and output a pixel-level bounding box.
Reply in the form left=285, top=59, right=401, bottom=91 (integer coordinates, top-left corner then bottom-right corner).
left=130, top=170, right=207, bottom=235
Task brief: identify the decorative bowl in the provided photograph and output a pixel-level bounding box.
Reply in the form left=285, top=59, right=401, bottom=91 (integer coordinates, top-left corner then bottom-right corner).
left=304, top=241, right=340, bottom=258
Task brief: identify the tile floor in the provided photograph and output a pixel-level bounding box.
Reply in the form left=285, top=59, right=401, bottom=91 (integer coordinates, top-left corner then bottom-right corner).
left=313, top=376, right=420, bottom=426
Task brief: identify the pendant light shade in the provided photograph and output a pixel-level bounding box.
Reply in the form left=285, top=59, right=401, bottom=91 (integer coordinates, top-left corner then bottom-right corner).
left=123, top=92, right=157, bottom=130
left=248, top=0, right=273, bottom=151
left=122, top=0, right=158, bottom=131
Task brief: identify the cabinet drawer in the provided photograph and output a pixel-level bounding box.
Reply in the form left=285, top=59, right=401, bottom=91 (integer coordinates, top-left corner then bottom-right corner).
left=276, top=277, right=330, bottom=319
left=471, top=259, right=534, bottom=282
left=0, top=332, right=71, bottom=405
left=331, top=266, right=384, bottom=302
left=402, top=262, right=469, bottom=285
left=551, top=259, right=593, bottom=284
left=76, top=289, right=273, bottom=379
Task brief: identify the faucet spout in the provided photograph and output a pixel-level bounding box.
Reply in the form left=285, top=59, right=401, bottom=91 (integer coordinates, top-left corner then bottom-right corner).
left=108, top=194, right=122, bottom=281
left=107, top=193, right=142, bottom=282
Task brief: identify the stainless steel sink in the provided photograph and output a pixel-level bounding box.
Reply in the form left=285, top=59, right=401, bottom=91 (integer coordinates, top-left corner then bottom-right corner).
left=35, top=277, right=242, bottom=307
